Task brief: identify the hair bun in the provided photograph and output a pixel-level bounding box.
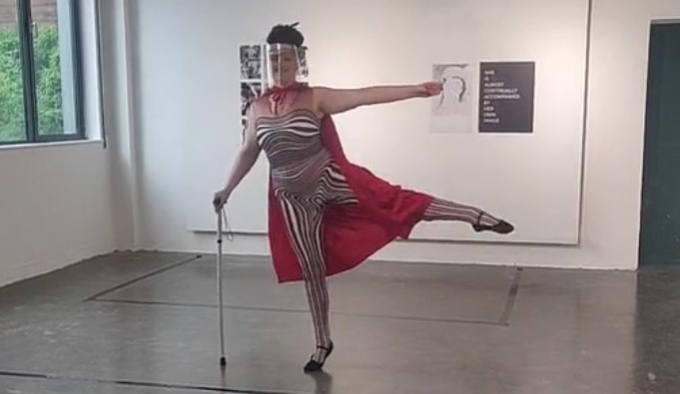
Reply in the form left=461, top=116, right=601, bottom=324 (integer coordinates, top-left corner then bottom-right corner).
left=266, top=23, right=304, bottom=47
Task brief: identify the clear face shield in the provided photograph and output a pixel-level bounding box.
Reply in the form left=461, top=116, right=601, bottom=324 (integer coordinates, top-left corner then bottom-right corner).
left=264, top=43, right=308, bottom=89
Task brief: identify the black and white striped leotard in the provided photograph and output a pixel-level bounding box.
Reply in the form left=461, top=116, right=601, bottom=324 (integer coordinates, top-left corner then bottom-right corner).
left=255, top=109, right=356, bottom=204
left=253, top=107, right=505, bottom=366
left=255, top=108, right=357, bottom=356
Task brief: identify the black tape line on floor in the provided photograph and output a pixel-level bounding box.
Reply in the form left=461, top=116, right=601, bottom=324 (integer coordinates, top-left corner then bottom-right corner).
left=84, top=255, right=204, bottom=302
left=89, top=297, right=506, bottom=326
left=0, top=370, right=308, bottom=394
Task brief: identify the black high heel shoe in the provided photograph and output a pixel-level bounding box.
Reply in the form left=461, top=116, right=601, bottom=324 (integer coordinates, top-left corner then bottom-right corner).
left=304, top=342, right=334, bottom=373
left=473, top=213, right=514, bottom=234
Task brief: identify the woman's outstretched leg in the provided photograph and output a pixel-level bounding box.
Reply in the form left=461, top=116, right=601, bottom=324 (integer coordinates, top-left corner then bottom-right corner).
left=322, top=161, right=512, bottom=234
left=277, top=193, right=334, bottom=372
left=423, top=197, right=514, bottom=234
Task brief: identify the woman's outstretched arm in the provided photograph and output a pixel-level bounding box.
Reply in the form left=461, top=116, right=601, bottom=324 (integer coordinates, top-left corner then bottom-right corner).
left=313, top=82, right=442, bottom=115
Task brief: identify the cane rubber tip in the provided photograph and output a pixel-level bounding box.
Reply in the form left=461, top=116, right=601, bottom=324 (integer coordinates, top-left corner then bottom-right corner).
left=220, top=357, right=227, bottom=366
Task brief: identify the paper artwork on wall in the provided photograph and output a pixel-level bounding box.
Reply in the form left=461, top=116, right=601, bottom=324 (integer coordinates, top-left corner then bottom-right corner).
left=298, top=48, right=309, bottom=77
left=239, top=44, right=266, bottom=136
left=241, top=81, right=262, bottom=117
left=240, top=45, right=262, bottom=80
left=429, top=63, right=474, bottom=134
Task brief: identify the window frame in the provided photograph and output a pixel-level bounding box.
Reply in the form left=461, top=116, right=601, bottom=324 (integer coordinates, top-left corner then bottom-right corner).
left=0, top=0, right=85, bottom=146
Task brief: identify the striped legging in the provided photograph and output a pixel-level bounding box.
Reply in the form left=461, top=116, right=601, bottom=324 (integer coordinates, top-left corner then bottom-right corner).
left=275, top=162, right=500, bottom=362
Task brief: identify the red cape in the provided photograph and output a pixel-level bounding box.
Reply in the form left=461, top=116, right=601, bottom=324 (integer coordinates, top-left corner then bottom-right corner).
left=263, top=86, right=434, bottom=283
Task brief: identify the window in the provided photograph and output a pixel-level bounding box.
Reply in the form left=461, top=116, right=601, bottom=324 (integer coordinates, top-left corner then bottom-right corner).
left=0, top=0, right=83, bottom=145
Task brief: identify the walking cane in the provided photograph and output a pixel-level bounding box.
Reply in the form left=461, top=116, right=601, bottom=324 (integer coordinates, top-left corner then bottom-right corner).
left=216, top=208, right=227, bottom=367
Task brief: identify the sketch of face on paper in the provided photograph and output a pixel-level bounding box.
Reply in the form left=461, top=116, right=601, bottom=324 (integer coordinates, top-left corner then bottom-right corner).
left=430, top=64, right=473, bottom=133
left=432, top=64, right=471, bottom=115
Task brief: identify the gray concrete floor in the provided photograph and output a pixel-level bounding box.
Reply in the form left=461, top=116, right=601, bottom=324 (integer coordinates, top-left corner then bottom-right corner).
left=0, top=251, right=678, bottom=394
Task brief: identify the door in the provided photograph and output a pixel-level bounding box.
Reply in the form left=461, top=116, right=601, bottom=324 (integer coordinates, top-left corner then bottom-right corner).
left=639, top=23, right=680, bottom=267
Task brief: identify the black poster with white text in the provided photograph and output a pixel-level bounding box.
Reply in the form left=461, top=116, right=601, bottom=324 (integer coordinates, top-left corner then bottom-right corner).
left=479, top=62, right=535, bottom=133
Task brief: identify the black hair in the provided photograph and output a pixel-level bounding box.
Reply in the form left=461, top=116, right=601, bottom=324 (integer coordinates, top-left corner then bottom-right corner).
left=266, top=23, right=304, bottom=47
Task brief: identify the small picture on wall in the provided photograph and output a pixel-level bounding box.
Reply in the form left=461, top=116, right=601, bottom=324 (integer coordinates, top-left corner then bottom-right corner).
left=241, top=118, right=247, bottom=143
left=241, top=82, right=261, bottom=117
left=298, top=48, right=309, bottom=77
left=240, top=45, right=262, bottom=80
left=429, top=63, right=474, bottom=134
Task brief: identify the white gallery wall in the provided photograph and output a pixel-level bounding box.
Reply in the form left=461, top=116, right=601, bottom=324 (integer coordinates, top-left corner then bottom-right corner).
left=0, top=0, right=117, bottom=288
left=180, top=0, right=587, bottom=245
left=0, top=144, right=115, bottom=287
left=109, top=0, right=680, bottom=271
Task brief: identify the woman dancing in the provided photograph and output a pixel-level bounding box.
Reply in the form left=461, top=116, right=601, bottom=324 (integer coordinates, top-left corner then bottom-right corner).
left=213, top=23, right=514, bottom=373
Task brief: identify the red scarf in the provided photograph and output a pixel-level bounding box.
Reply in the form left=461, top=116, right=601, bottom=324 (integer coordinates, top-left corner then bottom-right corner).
left=261, top=84, right=434, bottom=283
